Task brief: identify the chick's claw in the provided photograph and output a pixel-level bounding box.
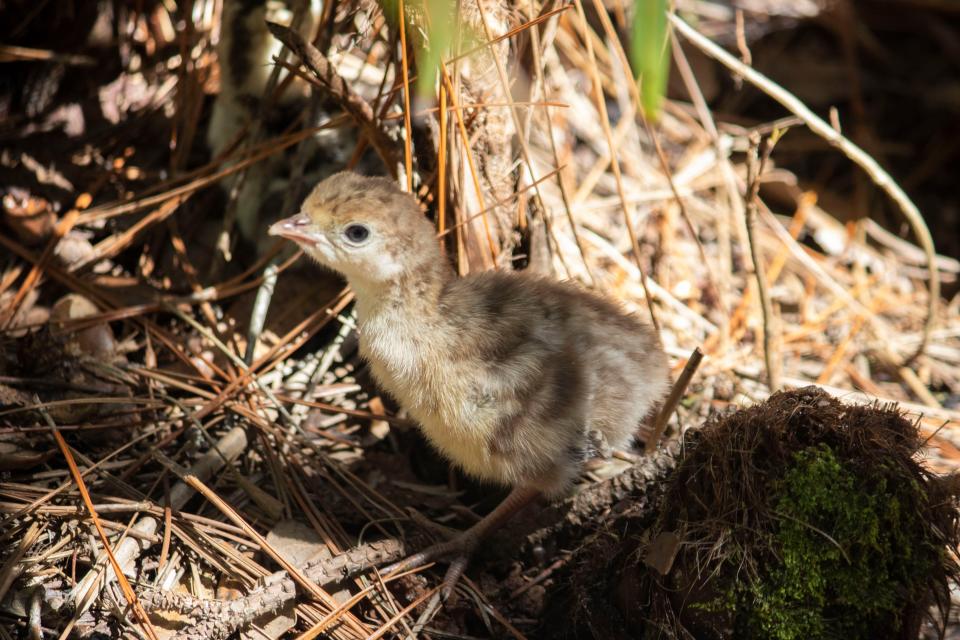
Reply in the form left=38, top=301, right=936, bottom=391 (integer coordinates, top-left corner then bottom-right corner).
left=383, top=533, right=480, bottom=600
left=440, top=553, right=471, bottom=600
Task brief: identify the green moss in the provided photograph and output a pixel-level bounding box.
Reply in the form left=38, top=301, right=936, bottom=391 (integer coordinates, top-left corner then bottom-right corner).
left=638, top=390, right=957, bottom=640
left=735, top=444, right=935, bottom=640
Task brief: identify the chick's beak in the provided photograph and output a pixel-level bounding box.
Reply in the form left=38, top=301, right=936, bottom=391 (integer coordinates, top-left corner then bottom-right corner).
left=268, top=213, right=322, bottom=247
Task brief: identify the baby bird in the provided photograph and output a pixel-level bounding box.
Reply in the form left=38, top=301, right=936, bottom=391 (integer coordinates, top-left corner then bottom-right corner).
left=270, top=172, right=670, bottom=596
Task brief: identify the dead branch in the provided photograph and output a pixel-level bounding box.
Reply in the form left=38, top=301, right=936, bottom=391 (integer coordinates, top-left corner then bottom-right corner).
left=140, top=540, right=403, bottom=640
left=266, top=22, right=401, bottom=177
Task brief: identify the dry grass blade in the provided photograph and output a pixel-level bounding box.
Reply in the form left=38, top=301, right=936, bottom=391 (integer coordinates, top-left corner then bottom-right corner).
left=40, top=408, right=160, bottom=640
left=2, top=199, right=86, bottom=329
left=0, top=521, right=41, bottom=604
left=397, top=0, right=414, bottom=192
left=0, top=44, right=95, bottom=65
left=438, top=81, right=448, bottom=234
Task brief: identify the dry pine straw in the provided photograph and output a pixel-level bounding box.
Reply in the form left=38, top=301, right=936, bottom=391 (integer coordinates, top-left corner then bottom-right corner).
left=1, top=0, right=959, bottom=638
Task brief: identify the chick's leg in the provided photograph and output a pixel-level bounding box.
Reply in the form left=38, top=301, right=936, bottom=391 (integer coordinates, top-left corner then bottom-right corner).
left=385, top=486, right=540, bottom=599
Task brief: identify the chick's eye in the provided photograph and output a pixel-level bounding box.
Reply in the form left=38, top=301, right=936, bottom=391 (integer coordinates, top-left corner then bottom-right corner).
left=343, top=223, right=370, bottom=244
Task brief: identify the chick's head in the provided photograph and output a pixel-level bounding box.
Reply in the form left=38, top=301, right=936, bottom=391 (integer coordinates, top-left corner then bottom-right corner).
left=270, top=172, right=439, bottom=284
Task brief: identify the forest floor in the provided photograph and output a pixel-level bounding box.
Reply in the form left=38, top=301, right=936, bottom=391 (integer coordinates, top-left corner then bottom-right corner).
left=2, top=0, right=960, bottom=637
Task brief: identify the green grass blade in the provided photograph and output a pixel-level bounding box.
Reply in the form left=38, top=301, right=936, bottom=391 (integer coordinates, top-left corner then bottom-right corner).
left=631, top=0, right=670, bottom=121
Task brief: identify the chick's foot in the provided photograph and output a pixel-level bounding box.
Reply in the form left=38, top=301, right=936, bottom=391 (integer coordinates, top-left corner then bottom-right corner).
left=383, top=486, right=540, bottom=600
left=384, top=531, right=480, bottom=600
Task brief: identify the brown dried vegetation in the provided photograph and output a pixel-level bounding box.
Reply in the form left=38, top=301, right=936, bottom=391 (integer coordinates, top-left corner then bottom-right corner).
left=2, top=0, right=960, bottom=638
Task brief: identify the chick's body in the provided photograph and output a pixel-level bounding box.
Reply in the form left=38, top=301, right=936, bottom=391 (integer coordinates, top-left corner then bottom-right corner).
left=271, top=172, right=669, bottom=498
left=272, top=172, right=670, bottom=594
left=361, top=269, right=667, bottom=495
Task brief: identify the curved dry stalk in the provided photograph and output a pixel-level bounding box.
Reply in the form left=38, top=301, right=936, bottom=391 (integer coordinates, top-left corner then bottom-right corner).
left=669, top=12, right=938, bottom=366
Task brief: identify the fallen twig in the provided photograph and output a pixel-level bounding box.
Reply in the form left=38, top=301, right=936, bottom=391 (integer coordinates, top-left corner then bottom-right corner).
left=140, top=539, right=403, bottom=640
left=646, top=347, right=704, bottom=453
left=744, top=130, right=783, bottom=391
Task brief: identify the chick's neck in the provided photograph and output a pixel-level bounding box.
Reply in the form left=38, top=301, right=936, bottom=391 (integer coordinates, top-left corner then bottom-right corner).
left=349, top=253, right=452, bottom=325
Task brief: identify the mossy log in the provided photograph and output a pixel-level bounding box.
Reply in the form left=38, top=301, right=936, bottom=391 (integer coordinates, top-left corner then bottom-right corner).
left=537, top=387, right=959, bottom=640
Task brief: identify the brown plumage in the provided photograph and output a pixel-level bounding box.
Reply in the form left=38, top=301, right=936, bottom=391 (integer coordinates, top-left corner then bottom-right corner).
left=270, top=171, right=670, bottom=596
